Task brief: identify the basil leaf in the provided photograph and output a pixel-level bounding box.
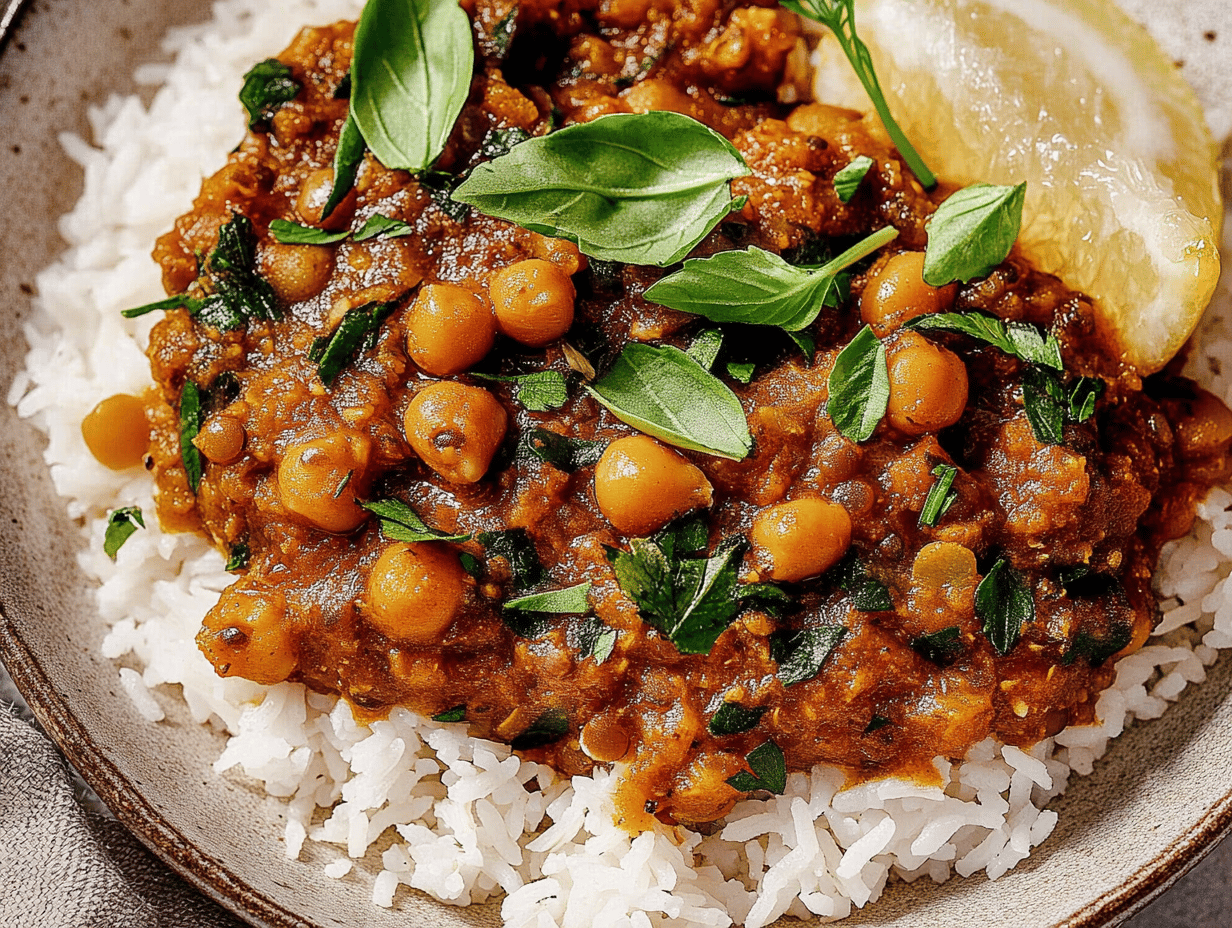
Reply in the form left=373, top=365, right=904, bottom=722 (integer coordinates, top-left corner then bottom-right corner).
left=725, top=740, right=786, bottom=794
left=323, top=114, right=366, bottom=222
left=510, top=708, right=569, bottom=750
left=787, top=331, right=815, bottom=362
left=239, top=59, right=300, bottom=128
left=360, top=498, right=469, bottom=543
left=225, top=540, right=250, bottom=572
left=103, top=507, right=145, bottom=559
left=911, top=626, right=963, bottom=664
left=919, top=463, right=958, bottom=528
left=353, top=214, right=416, bottom=242
left=269, top=219, right=350, bottom=246
left=588, top=344, right=751, bottom=460
left=923, top=182, right=1026, bottom=285
left=472, top=371, right=568, bottom=412
left=478, top=529, right=546, bottom=592
left=179, top=380, right=204, bottom=494
left=686, top=329, right=724, bottom=370
left=771, top=625, right=847, bottom=687
left=833, top=154, right=874, bottom=203
left=975, top=558, right=1033, bottom=655
left=652, top=513, right=710, bottom=560
left=194, top=295, right=245, bottom=333
left=505, top=582, right=591, bottom=614
left=351, top=0, right=473, bottom=172
left=459, top=551, right=484, bottom=579
left=210, top=213, right=280, bottom=322
left=122, top=294, right=206, bottom=319
left=1069, top=377, right=1104, bottom=422
left=1022, top=367, right=1065, bottom=444
left=865, top=715, right=891, bottom=734
left=1006, top=322, right=1063, bottom=370
left=453, top=112, right=748, bottom=266
left=644, top=229, right=895, bottom=332
left=576, top=617, right=618, bottom=664
left=906, top=312, right=1063, bottom=372
left=726, top=361, right=755, bottom=384
left=525, top=428, right=605, bottom=472
left=827, top=325, right=888, bottom=442
left=708, top=701, right=767, bottom=737
left=433, top=705, right=466, bottom=723
left=737, top=581, right=795, bottom=618
left=313, top=302, right=395, bottom=387
left=1062, top=624, right=1132, bottom=667
left=831, top=552, right=893, bottom=611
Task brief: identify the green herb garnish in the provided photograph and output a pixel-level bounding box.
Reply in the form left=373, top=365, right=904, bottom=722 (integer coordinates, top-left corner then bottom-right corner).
left=919, top=464, right=958, bottom=528
left=686, top=329, right=724, bottom=370
left=726, top=740, right=786, bottom=794
left=906, top=312, right=1062, bottom=370
left=179, top=380, right=204, bottom=494
left=479, top=126, right=531, bottom=160
left=588, top=344, right=751, bottom=460
left=737, top=581, right=795, bottom=618
left=478, top=529, right=546, bottom=592
left=505, top=582, right=592, bottom=615
left=708, top=702, right=768, bottom=737
left=781, top=1, right=934, bottom=189
left=923, top=183, right=1026, bottom=285
left=511, top=708, right=569, bottom=750
left=911, top=626, right=963, bottom=664
left=770, top=625, right=847, bottom=687
left=827, top=325, right=889, bottom=442
left=239, top=58, right=301, bottom=128
left=103, top=507, right=145, bottom=559
left=864, top=715, right=891, bottom=733
left=225, top=540, right=250, bottom=572
left=433, top=705, right=466, bottom=723
left=323, top=114, right=366, bottom=222
left=576, top=617, right=618, bottom=664
left=833, top=154, right=874, bottom=203
left=310, top=301, right=395, bottom=387
left=726, top=361, right=755, bottom=384
left=472, top=371, right=569, bottom=412
left=453, top=111, right=749, bottom=266
left=360, top=498, right=469, bottom=543
left=350, top=0, right=473, bottom=172
left=975, top=558, right=1033, bottom=655
left=269, top=220, right=351, bottom=246
left=524, top=428, right=605, bottom=472
left=121, top=294, right=208, bottom=319
left=352, top=214, right=415, bottom=241
left=643, top=228, right=896, bottom=332
left=834, top=553, right=893, bottom=611
left=210, top=213, right=280, bottom=322
left=1062, top=625, right=1132, bottom=667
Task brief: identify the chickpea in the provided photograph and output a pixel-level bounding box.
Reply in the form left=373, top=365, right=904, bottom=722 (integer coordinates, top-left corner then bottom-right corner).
left=81, top=393, right=149, bottom=470
left=488, top=259, right=575, bottom=346
left=405, top=283, right=496, bottom=376
left=885, top=332, right=968, bottom=436
left=277, top=430, right=372, bottom=533
left=594, top=435, right=713, bottom=536
left=295, top=167, right=355, bottom=230
left=194, top=414, right=246, bottom=464
left=259, top=242, right=335, bottom=303
left=366, top=542, right=469, bottom=643
left=1173, top=388, right=1232, bottom=459
left=860, top=252, right=957, bottom=336
left=404, top=382, right=508, bottom=484
left=579, top=712, right=632, bottom=762
left=751, top=496, right=852, bottom=582
left=196, top=586, right=297, bottom=685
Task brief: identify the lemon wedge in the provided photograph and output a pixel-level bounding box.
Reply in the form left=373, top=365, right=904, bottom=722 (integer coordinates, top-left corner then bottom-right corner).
left=813, top=0, right=1223, bottom=374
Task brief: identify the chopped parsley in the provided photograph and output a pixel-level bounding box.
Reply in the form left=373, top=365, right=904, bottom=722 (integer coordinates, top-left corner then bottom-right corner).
left=771, top=625, right=847, bottom=687
left=179, top=379, right=204, bottom=494
left=472, top=370, right=569, bottom=412
left=975, top=558, right=1034, bottom=655
left=523, top=428, right=605, bottom=472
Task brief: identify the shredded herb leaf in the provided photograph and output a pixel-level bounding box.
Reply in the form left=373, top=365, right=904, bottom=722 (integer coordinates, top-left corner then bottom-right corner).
left=833, top=552, right=893, bottom=611
left=919, top=464, right=959, bottom=528
left=121, top=294, right=207, bottom=319
left=239, top=58, right=301, bottom=128
left=511, top=708, right=569, bottom=750
left=1022, top=366, right=1066, bottom=444
left=353, top=213, right=416, bottom=241
left=311, top=301, right=395, bottom=387
left=923, top=182, right=1026, bottom=285
left=479, top=126, right=531, bottom=160
left=686, top=329, right=724, bottom=370
left=179, top=380, right=204, bottom=494
left=269, top=219, right=351, bottom=246
left=912, top=626, right=964, bottom=664
left=478, top=529, right=546, bottom=592
left=865, top=715, right=891, bottom=734
left=225, top=540, right=250, bottom=572
left=771, top=625, right=847, bottom=687
left=906, top=313, right=1062, bottom=371
left=833, top=154, right=874, bottom=203
left=360, top=498, right=470, bottom=543
left=472, top=370, right=569, bottom=412
left=1063, top=625, right=1132, bottom=666
left=975, top=558, right=1033, bottom=655
left=726, top=361, right=755, bottom=384
left=323, top=113, right=366, bottom=221
left=576, top=617, right=618, bottom=664
left=1069, top=376, right=1105, bottom=422
left=103, top=507, right=145, bottom=559
left=736, top=581, right=795, bottom=618
left=505, top=582, right=592, bottom=615
left=210, top=213, right=281, bottom=322
left=726, top=740, right=786, bottom=794
left=709, top=701, right=768, bottom=737
left=827, top=325, right=889, bottom=442
left=433, top=705, right=466, bottom=723
left=524, top=428, right=605, bottom=472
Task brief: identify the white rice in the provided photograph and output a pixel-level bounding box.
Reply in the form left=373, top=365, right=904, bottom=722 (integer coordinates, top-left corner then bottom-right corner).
left=9, top=0, right=1232, bottom=924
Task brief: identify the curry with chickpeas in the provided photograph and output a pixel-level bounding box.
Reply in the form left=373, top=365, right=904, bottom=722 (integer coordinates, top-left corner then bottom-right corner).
left=81, top=0, right=1232, bottom=830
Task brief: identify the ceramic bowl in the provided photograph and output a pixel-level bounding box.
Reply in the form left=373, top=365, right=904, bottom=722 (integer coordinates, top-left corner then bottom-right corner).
left=1, top=2, right=1230, bottom=926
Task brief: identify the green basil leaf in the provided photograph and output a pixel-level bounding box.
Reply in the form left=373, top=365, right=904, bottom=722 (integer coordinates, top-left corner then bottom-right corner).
left=918, top=463, right=958, bottom=528
left=833, top=154, right=874, bottom=203
left=575, top=617, right=618, bottom=664
left=360, top=498, right=470, bottom=543
left=433, top=705, right=466, bottom=723
left=1069, top=377, right=1104, bottom=422
left=510, top=707, right=570, bottom=750
left=708, top=701, right=767, bottom=737
left=420, top=171, right=470, bottom=222
left=652, top=513, right=710, bottom=561
left=351, top=0, right=473, bottom=172
left=906, top=312, right=1062, bottom=371
left=472, top=370, right=569, bottom=412
left=911, top=626, right=963, bottom=664
left=686, top=329, right=724, bottom=370
left=787, top=330, right=815, bottom=362
left=525, top=428, right=605, bottom=472
left=314, top=302, right=395, bottom=387
left=587, top=343, right=751, bottom=460
left=725, top=739, right=786, bottom=794
left=453, top=111, right=748, bottom=266
left=353, top=213, right=416, bottom=242
left=103, top=507, right=145, bottom=559
left=489, top=6, right=517, bottom=57
left=923, top=182, right=1026, bottom=285
left=459, top=551, right=484, bottom=579
left=122, top=294, right=206, bottom=319
left=832, top=552, right=893, bottom=612
left=771, top=625, right=847, bottom=687
left=1062, top=624, right=1132, bottom=667
left=505, top=581, right=591, bottom=614
left=1006, top=321, right=1063, bottom=370
left=239, top=58, right=301, bottom=128
left=193, top=295, right=245, bottom=333
left=736, top=581, right=795, bottom=618
left=179, top=380, right=204, bottom=494
left=975, top=558, right=1033, bottom=655
left=726, top=361, right=755, bottom=384
left=864, top=715, right=891, bottom=734
left=225, top=540, right=250, bottom=572
left=827, top=324, right=888, bottom=442
left=269, top=219, right=351, bottom=246
left=478, top=529, right=546, bottom=592
left=1023, top=366, right=1065, bottom=444
left=323, top=114, right=366, bottom=222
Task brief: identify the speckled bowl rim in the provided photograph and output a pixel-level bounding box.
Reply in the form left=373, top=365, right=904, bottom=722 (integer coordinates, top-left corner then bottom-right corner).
left=1, top=1, right=1230, bottom=926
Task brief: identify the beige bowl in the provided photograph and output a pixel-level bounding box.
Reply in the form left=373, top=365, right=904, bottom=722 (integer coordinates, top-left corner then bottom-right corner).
left=1, top=2, right=1230, bottom=926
